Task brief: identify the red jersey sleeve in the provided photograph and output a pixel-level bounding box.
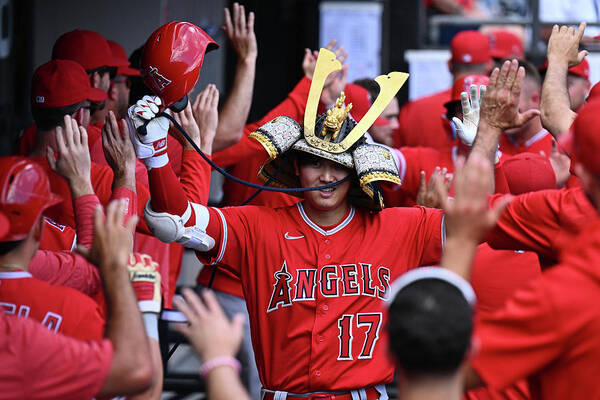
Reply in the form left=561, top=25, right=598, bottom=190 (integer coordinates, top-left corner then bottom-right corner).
left=74, top=194, right=100, bottom=249
left=28, top=250, right=101, bottom=295
left=414, top=207, right=445, bottom=266
left=180, top=149, right=212, bottom=204
left=486, top=188, right=593, bottom=261
left=471, top=277, right=561, bottom=389
left=196, top=205, right=264, bottom=276
left=0, top=312, right=112, bottom=400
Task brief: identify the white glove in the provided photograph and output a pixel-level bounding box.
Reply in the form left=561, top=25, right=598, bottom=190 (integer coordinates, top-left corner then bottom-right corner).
left=452, top=85, right=486, bottom=147
left=126, top=95, right=170, bottom=169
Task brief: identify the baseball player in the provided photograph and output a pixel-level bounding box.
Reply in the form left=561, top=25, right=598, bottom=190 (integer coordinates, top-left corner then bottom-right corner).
left=459, top=97, right=600, bottom=399
left=0, top=156, right=105, bottom=340
left=0, top=199, right=153, bottom=399
left=126, top=49, right=510, bottom=398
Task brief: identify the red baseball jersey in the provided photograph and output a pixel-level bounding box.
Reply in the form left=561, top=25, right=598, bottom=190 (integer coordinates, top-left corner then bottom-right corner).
left=0, top=270, right=104, bottom=340
left=199, top=202, right=444, bottom=392
left=498, top=130, right=555, bottom=160
left=393, top=88, right=457, bottom=149
left=472, top=219, right=600, bottom=400
left=0, top=310, right=112, bottom=399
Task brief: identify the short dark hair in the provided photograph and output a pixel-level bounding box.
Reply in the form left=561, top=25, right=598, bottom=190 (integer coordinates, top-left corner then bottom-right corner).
left=0, top=240, right=25, bottom=256
left=32, top=100, right=89, bottom=131
left=387, top=278, right=473, bottom=377
left=353, top=78, right=379, bottom=103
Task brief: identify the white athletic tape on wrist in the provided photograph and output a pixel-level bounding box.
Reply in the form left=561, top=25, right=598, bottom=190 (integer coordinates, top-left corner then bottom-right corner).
left=386, top=267, right=476, bottom=307
left=139, top=300, right=161, bottom=314
left=142, top=312, right=159, bottom=340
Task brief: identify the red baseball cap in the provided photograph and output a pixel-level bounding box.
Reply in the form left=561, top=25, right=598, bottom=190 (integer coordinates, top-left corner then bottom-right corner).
left=52, top=29, right=119, bottom=71
left=31, top=59, right=107, bottom=108
left=445, top=74, right=490, bottom=107
left=487, top=30, right=524, bottom=59
left=344, top=83, right=388, bottom=126
left=573, top=99, right=600, bottom=175
left=539, top=58, right=590, bottom=81
left=451, top=30, right=491, bottom=65
left=108, top=40, right=141, bottom=77
left=499, top=153, right=556, bottom=195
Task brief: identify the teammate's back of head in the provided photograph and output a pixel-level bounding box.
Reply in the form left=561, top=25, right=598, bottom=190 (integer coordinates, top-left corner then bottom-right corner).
left=387, top=273, right=473, bottom=377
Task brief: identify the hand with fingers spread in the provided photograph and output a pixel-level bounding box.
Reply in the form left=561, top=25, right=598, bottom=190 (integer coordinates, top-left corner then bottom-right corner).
left=223, top=2, right=257, bottom=63
left=172, top=102, right=201, bottom=151
left=416, top=167, right=453, bottom=209
left=453, top=84, right=486, bottom=146
left=174, top=288, right=245, bottom=362
left=192, top=84, right=220, bottom=154
left=102, top=111, right=137, bottom=186
left=480, top=59, right=540, bottom=131
left=47, top=115, right=93, bottom=198
left=441, top=153, right=512, bottom=279
left=77, top=199, right=139, bottom=270
left=302, top=39, right=348, bottom=82
left=547, top=22, right=588, bottom=68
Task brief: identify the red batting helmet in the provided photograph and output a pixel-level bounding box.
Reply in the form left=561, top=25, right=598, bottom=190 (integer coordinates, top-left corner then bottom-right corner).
left=0, top=157, right=62, bottom=242
left=141, top=21, right=218, bottom=109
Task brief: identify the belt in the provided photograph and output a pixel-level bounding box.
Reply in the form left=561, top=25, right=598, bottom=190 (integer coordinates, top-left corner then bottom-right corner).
left=262, top=387, right=382, bottom=400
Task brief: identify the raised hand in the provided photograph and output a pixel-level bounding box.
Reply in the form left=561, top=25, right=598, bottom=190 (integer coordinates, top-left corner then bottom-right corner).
left=223, top=2, right=257, bottom=62
left=172, top=101, right=201, bottom=150
left=192, top=84, right=220, bottom=154
left=47, top=115, right=93, bottom=197
left=102, top=111, right=136, bottom=180
left=416, top=167, right=453, bottom=209
left=174, top=288, right=245, bottom=362
left=480, top=59, right=540, bottom=130
left=547, top=22, right=588, bottom=68
left=453, top=84, right=486, bottom=146
left=442, top=154, right=511, bottom=243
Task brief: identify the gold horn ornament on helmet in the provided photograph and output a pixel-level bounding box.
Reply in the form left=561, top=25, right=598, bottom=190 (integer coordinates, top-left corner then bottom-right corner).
left=303, top=48, right=409, bottom=154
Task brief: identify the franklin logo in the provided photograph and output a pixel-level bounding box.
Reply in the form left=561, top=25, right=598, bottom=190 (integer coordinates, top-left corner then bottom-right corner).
left=148, top=66, right=172, bottom=91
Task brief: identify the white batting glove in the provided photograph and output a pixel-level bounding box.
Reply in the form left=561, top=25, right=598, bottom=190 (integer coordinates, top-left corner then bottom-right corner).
left=127, top=95, right=170, bottom=169
left=452, top=85, right=486, bottom=147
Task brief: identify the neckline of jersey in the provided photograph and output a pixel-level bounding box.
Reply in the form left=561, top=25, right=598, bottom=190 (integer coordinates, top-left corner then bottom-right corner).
left=296, top=203, right=355, bottom=236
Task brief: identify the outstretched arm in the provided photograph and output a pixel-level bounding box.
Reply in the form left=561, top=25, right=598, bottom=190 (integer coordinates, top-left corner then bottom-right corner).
left=212, top=3, right=257, bottom=153
left=540, top=23, right=587, bottom=137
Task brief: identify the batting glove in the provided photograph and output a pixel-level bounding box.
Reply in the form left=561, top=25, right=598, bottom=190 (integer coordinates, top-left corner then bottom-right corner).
left=127, top=253, right=162, bottom=313
left=452, top=84, right=486, bottom=147
left=127, top=95, right=170, bottom=169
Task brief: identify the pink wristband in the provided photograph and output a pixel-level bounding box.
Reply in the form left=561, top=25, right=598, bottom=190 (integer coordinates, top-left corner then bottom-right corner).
left=199, top=356, right=241, bottom=378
